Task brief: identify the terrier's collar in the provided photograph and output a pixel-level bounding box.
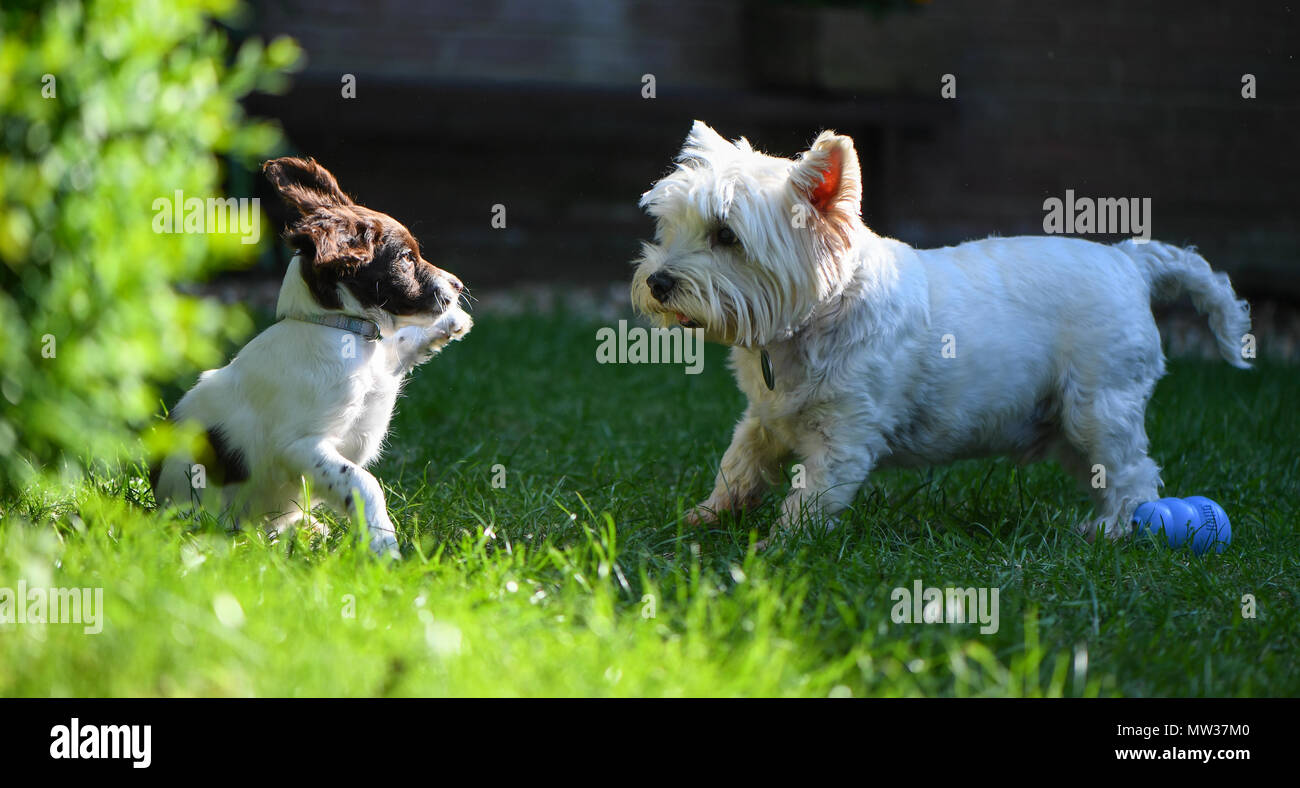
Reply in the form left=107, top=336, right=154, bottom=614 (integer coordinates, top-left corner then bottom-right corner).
left=755, top=293, right=853, bottom=390
left=283, top=313, right=382, bottom=341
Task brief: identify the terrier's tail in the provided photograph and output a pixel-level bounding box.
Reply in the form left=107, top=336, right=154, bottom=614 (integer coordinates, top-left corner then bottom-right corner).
left=1116, top=239, right=1252, bottom=369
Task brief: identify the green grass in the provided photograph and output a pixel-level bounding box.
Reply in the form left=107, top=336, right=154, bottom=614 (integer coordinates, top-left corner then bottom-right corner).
left=2, top=310, right=1297, bottom=696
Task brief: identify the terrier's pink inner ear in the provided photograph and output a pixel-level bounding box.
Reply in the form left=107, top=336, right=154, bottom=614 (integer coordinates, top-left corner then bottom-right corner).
left=809, top=146, right=844, bottom=212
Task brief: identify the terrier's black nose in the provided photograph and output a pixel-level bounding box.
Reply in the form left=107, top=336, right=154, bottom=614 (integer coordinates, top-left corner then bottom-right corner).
left=647, top=271, right=676, bottom=303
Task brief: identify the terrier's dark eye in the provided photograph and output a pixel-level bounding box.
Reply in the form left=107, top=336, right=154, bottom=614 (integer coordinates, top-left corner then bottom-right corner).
left=399, top=250, right=415, bottom=269
left=715, top=226, right=739, bottom=247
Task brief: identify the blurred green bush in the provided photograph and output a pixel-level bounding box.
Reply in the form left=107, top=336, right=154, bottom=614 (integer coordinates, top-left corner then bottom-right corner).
left=0, top=0, right=299, bottom=497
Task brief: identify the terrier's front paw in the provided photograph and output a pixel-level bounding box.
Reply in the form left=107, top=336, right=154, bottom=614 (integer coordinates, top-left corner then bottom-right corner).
left=686, top=488, right=764, bottom=526
left=755, top=520, right=802, bottom=552
left=685, top=502, right=721, bottom=526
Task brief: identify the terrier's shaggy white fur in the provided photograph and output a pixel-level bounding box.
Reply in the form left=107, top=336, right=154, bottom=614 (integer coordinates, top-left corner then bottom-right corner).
left=632, top=121, right=1251, bottom=542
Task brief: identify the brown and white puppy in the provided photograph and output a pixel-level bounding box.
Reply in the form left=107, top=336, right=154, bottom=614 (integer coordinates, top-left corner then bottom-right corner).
left=152, top=157, right=471, bottom=555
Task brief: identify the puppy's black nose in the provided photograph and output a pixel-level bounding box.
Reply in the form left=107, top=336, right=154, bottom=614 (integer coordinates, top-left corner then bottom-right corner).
left=646, top=271, right=677, bottom=303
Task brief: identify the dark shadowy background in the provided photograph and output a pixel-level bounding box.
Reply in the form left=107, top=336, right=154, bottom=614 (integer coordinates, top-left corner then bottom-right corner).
left=238, top=0, right=1298, bottom=301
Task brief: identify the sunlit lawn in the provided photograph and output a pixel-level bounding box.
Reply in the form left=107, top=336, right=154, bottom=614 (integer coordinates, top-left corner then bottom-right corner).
left=2, top=310, right=1297, bottom=696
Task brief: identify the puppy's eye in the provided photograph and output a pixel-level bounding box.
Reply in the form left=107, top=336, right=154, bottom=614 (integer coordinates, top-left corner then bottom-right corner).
left=715, top=226, right=739, bottom=247
left=400, top=250, right=415, bottom=269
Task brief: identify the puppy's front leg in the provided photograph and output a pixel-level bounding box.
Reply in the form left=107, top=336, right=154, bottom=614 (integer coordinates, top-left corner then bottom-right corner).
left=391, top=311, right=471, bottom=374
left=391, top=324, right=441, bottom=375
left=687, top=416, right=786, bottom=525
left=286, top=439, right=399, bottom=557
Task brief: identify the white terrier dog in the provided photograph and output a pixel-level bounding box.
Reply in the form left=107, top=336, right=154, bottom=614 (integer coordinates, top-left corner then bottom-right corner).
left=632, top=121, right=1250, bottom=542
left=152, top=157, right=471, bottom=555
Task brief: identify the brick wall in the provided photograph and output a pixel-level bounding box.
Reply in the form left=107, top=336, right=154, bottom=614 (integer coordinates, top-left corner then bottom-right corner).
left=246, top=0, right=1299, bottom=297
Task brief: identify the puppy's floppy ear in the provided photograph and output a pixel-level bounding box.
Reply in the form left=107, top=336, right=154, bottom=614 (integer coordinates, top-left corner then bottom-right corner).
left=288, top=208, right=383, bottom=309
left=261, top=157, right=354, bottom=218
left=790, top=131, right=863, bottom=227
left=260, top=157, right=377, bottom=308
left=289, top=208, right=379, bottom=270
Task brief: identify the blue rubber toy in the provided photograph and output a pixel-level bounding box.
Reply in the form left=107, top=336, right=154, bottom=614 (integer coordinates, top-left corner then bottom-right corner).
left=1131, top=496, right=1231, bottom=555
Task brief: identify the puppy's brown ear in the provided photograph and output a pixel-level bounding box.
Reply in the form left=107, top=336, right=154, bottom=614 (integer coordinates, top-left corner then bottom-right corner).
left=791, top=131, right=863, bottom=223
left=288, top=208, right=383, bottom=309
left=262, top=157, right=354, bottom=217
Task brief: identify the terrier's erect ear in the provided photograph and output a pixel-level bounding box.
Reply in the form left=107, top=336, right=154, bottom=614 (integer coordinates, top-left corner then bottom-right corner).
left=790, top=131, right=863, bottom=223
left=679, top=119, right=734, bottom=160
left=261, top=157, right=355, bottom=217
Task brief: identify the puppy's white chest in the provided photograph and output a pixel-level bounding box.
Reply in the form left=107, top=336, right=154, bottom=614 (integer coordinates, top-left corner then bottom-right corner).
left=335, top=351, right=403, bottom=463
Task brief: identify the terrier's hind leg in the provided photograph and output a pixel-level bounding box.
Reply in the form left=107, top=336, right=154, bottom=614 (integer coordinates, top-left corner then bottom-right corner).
left=1059, top=384, right=1162, bottom=540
